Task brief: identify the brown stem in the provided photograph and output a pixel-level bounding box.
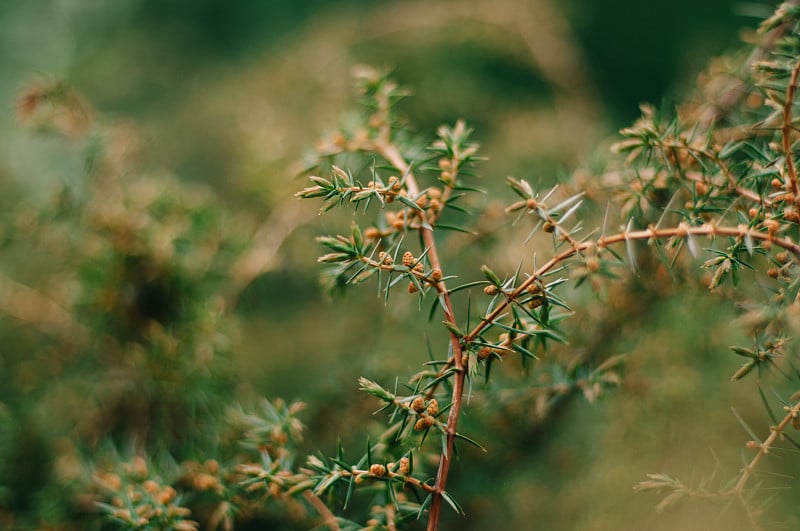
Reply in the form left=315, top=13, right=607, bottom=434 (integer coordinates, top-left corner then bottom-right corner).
left=682, top=170, right=771, bottom=207
left=782, top=58, right=800, bottom=203
left=660, top=141, right=766, bottom=205
left=466, top=223, right=800, bottom=343
left=373, top=140, right=464, bottom=531
left=422, top=221, right=800, bottom=391
left=731, top=399, right=800, bottom=494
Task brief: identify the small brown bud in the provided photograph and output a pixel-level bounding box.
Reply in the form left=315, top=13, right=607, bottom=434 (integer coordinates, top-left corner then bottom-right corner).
left=407, top=281, right=419, bottom=293
left=364, top=227, right=381, bottom=240
left=383, top=253, right=394, bottom=265
left=143, top=480, right=160, bottom=495
left=483, top=284, right=499, bottom=295
left=746, top=92, right=763, bottom=108
left=745, top=440, right=760, bottom=450
left=427, top=188, right=442, bottom=200
left=158, top=486, right=177, bottom=505
left=429, top=198, right=442, bottom=212
left=441, top=171, right=453, bottom=185
left=764, top=218, right=780, bottom=235
left=585, top=256, right=600, bottom=272
left=415, top=195, right=429, bottom=208
left=526, top=198, right=538, bottom=209
left=768, top=268, right=781, bottom=279
left=529, top=298, right=543, bottom=309
left=426, top=399, right=439, bottom=416
left=100, top=473, right=122, bottom=492
left=414, top=415, right=435, bottom=431
left=695, top=181, right=709, bottom=196
left=397, top=457, right=410, bottom=475
left=543, top=221, right=555, bottom=233
left=784, top=208, right=800, bottom=222
left=430, top=268, right=443, bottom=281
left=111, top=508, right=132, bottom=522
left=748, top=207, right=759, bottom=219
left=527, top=282, right=541, bottom=294
left=410, top=396, right=425, bottom=412
left=776, top=251, right=790, bottom=264
left=402, top=251, right=414, bottom=267
left=413, top=261, right=424, bottom=274
left=386, top=176, right=402, bottom=192
left=478, top=347, right=493, bottom=360
left=193, top=473, right=218, bottom=491
left=438, top=158, right=452, bottom=170
left=771, top=178, right=784, bottom=190
left=369, top=464, right=386, bottom=477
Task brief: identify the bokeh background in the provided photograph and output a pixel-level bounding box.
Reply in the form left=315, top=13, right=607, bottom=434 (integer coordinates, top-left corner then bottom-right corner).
left=1, top=1, right=794, bottom=530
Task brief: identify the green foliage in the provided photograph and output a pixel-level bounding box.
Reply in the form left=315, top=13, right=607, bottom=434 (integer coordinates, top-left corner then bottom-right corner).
left=6, top=3, right=800, bottom=531
left=289, top=6, right=800, bottom=529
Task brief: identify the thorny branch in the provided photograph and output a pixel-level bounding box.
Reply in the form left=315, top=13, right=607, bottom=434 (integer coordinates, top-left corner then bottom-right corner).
left=781, top=57, right=800, bottom=202
left=419, top=221, right=800, bottom=388
left=371, top=138, right=465, bottom=531
left=731, top=399, right=800, bottom=494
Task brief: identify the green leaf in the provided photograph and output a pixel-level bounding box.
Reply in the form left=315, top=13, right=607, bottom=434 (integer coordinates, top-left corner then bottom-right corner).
left=314, top=472, right=342, bottom=494
left=317, top=235, right=354, bottom=254
left=731, top=359, right=758, bottom=382
left=435, top=223, right=475, bottom=234
left=318, top=252, right=352, bottom=263
left=344, top=475, right=356, bottom=509
left=358, top=377, right=395, bottom=402
left=448, top=280, right=489, bottom=295
left=480, top=265, right=502, bottom=286
left=510, top=343, right=539, bottom=360
left=454, top=431, right=487, bottom=452
left=729, top=345, right=757, bottom=358
left=424, top=368, right=458, bottom=391
left=397, top=194, right=424, bottom=211
left=351, top=222, right=364, bottom=251
left=440, top=491, right=465, bottom=515
left=417, top=494, right=432, bottom=519
left=442, top=320, right=464, bottom=338
left=731, top=406, right=761, bottom=441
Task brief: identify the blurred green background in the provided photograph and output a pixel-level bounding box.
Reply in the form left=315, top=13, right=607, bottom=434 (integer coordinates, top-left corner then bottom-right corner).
left=1, top=1, right=793, bottom=530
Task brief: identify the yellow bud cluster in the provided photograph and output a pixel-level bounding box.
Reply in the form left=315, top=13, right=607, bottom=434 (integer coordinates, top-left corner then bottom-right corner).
left=414, top=415, right=436, bottom=431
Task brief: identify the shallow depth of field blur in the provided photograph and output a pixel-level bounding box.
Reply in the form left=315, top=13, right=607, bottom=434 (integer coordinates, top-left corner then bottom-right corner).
left=0, top=1, right=792, bottom=530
